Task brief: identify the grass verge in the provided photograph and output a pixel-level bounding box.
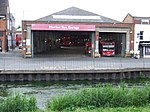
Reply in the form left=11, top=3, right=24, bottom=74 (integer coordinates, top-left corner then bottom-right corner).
left=0, top=94, right=37, bottom=112
left=47, top=84, right=150, bottom=111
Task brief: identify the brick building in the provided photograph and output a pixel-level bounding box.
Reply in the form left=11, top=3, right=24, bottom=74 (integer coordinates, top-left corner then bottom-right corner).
left=9, top=13, right=15, bottom=50
left=0, top=0, right=10, bottom=52
left=22, top=7, right=132, bottom=58
left=123, top=13, right=150, bottom=58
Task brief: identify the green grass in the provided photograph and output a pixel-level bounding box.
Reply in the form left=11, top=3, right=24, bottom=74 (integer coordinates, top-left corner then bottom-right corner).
left=47, top=84, right=150, bottom=111
left=0, top=94, right=37, bottom=112
left=1, top=84, right=150, bottom=112
left=66, top=106, right=150, bottom=112
left=45, top=106, right=150, bottom=112
left=0, top=88, right=9, bottom=97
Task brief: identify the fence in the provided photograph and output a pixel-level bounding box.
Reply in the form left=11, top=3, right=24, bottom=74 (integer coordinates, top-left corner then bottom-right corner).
left=0, top=49, right=150, bottom=71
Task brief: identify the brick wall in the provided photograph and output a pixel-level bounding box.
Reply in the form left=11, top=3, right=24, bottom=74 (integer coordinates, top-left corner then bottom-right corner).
left=0, top=19, right=6, bottom=29
left=0, top=18, right=8, bottom=52
left=123, top=14, right=133, bottom=23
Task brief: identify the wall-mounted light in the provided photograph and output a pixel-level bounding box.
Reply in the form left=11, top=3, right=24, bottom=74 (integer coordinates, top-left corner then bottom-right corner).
left=23, top=40, right=26, bottom=42
left=131, top=40, right=134, bottom=43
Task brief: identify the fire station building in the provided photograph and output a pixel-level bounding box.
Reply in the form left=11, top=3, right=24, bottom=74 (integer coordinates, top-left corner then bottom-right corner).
left=22, top=7, right=132, bottom=58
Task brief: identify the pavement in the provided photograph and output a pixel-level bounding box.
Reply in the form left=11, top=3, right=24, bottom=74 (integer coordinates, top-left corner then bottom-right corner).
left=0, top=48, right=150, bottom=73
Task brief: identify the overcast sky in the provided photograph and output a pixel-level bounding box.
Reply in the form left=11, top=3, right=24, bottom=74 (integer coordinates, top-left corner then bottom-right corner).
left=9, top=0, right=150, bottom=27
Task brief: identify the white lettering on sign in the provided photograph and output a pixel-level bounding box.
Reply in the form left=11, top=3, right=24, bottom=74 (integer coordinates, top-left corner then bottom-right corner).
left=32, top=24, right=96, bottom=31
left=49, top=25, right=79, bottom=30
left=49, top=25, right=61, bottom=29
left=62, top=26, right=67, bottom=29
left=68, top=26, right=79, bottom=30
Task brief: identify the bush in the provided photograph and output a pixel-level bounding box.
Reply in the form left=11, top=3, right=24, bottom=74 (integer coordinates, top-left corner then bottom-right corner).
left=0, top=94, right=37, bottom=112
left=47, top=85, right=150, bottom=111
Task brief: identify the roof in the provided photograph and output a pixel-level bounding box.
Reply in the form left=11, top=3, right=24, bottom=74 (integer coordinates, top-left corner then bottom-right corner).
left=133, top=16, right=150, bottom=20
left=129, top=13, right=150, bottom=20
left=36, top=7, right=120, bottom=23
left=0, top=0, right=8, bottom=16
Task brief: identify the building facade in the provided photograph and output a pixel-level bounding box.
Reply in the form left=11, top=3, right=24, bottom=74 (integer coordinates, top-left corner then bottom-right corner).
left=123, top=13, right=150, bottom=58
left=22, top=7, right=132, bottom=58
left=9, top=13, right=15, bottom=50
left=0, top=0, right=11, bottom=52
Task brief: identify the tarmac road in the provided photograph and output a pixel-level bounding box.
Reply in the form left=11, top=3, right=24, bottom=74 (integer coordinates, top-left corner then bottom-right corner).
left=0, top=48, right=150, bottom=72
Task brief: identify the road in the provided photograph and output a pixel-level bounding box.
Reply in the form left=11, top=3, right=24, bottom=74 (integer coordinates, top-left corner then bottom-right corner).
left=0, top=48, right=150, bottom=72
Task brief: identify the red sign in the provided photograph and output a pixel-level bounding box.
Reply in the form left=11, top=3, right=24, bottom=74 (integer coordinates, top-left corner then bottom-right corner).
left=31, top=24, right=95, bottom=31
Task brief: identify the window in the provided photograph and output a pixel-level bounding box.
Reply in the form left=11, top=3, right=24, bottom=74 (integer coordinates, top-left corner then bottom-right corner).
left=141, top=19, right=149, bottom=24
left=0, top=31, right=3, bottom=36
left=140, top=31, right=144, bottom=40
left=145, top=46, right=150, bottom=55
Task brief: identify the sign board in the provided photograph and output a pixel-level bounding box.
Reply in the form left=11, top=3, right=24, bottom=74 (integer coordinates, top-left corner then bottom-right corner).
left=31, top=24, right=95, bottom=31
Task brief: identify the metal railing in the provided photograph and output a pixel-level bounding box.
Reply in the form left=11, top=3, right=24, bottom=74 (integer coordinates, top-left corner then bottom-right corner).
left=0, top=49, right=150, bottom=72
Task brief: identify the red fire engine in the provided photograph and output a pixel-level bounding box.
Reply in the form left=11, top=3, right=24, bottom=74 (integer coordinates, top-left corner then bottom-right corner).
left=100, top=41, right=115, bottom=56
left=85, top=42, right=92, bottom=54
left=60, top=37, right=72, bottom=46
left=15, top=33, right=22, bottom=46
left=85, top=40, right=115, bottom=56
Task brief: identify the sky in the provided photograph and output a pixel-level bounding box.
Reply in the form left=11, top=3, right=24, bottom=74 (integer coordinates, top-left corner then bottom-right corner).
left=9, top=0, right=150, bottom=27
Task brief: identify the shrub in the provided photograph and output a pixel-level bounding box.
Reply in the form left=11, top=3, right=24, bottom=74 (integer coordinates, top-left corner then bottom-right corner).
left=0, top=94, right=37, bottom=112
left=47, top=85, right=150, bottom=111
